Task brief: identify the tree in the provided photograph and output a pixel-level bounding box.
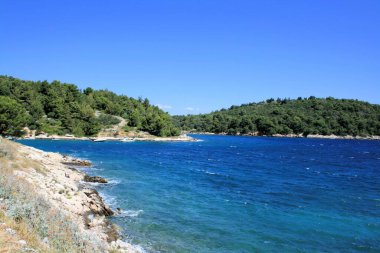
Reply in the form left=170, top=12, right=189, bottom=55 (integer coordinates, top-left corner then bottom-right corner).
left=0, top=76, right=181, bottom=137
left=173, top=97, right=380, bottom=137
left=83, top=87, right=94, bottom=95
left=256, top=117, right=276, bottom=136
left=288, top=116, right=305, bottom=134
left=0, top=96, right=29, bottom=136
left=128, top=109, right=142, bottom=128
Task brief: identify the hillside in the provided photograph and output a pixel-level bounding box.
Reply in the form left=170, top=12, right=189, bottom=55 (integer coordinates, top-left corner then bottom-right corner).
left=173, top=97, right=380, bottom=137
left=0, top=76, right=179, bottom=137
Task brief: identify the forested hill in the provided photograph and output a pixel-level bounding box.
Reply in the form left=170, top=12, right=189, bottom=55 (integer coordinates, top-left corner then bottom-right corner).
left=0, top=76, right=179, bottom=137
left=173, top=97, right=380, bottom=137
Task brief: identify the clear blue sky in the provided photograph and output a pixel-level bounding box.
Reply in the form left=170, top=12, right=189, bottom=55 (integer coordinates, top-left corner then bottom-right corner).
left=1, top=1, right=379, bottom=115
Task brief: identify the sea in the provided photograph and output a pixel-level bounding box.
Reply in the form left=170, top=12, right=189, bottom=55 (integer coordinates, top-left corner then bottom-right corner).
left=18, top=135, right=380, bottom=252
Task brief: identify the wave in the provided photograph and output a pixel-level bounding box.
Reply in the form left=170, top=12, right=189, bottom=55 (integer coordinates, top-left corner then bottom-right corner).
left=132, top=244, right=147, bottom=253
left=196, top=169, right=228, bottom=177
left=89, top=167, right=104, bottom=171
left=81, top=181, right=102, bottom=187
left=99, top=192, right=118, bottom=207
left=118, top=209, right=144, bottom=218
left=108, top=179, right=121, bottom=185
left=78, top=166, right=104, bottom=172
left=112, top=239, right=147, bottom=253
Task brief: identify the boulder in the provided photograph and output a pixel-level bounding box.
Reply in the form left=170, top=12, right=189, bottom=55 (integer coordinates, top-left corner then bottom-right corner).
left=83, top=189, right=113, bottom=216
left=84, top=175, right=108, bottom=184
left=61, top=157, right=92, bottom=167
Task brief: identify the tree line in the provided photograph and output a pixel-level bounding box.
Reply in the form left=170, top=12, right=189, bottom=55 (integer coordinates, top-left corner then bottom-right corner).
left=0, top=76, right=179, bottom=137
left=173, top=97, right=380, bottom=137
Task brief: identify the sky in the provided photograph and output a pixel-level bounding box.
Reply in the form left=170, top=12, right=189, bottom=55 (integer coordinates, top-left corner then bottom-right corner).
left=0, top=1, right=379, bottom=115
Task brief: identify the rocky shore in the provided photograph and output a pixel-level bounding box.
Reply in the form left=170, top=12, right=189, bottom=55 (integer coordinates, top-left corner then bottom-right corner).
left=271, top=133, right=380, bottom=140
left=23, top=133, right=197, bottom=142
left=0, top=138, right=143, bottom=252
left=190, top=132, right=380, bottom=140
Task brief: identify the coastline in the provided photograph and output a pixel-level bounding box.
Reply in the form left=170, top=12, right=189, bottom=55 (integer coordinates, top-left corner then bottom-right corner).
left=21, top=133, right=197, bottom=142
left=0, top=138, right=143, bottom=252
left=189, top=132, right=380, bottom=140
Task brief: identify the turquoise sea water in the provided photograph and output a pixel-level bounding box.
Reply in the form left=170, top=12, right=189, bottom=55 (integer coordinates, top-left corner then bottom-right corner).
left=19, top=135, right=380, bottom=252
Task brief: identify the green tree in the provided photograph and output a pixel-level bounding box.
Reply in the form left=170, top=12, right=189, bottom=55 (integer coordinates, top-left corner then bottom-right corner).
left=256, top=117, right=276, bottom=136
left=0, top=75, right=180, bottom=137
left=0, top=96, right=29, bottom=136
left=173, top=97, right=380, bottom=137
left=128, top=109, right=142, bottom=128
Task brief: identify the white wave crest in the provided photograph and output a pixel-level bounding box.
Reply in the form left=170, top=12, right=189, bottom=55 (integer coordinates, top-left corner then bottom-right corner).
left=119, top=209, right=144, bottom=218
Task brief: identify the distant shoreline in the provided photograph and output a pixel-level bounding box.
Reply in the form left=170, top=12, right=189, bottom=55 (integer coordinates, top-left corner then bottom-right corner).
left=15, top=133, right=380, bottom=141
left=18, top=134, right=198, bottom=142
left=10, top=132, right=380, bottom=142
left=189, top=132, right=380, bottom=140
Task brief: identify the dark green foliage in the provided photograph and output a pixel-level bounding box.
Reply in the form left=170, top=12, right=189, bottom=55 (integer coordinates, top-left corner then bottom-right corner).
left=173, top=97, right=380, bottom=137
left=0, top=76, right=179, bottom=137
left=0, top=96, right=29, bottom=136
left=96, top=114, right=121, bottom=127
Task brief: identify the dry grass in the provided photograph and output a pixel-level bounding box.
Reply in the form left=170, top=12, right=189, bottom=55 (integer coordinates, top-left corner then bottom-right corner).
left=0, top=138, right=105, bottom=252
left=0, top=229, right=22, bottom=253
left=0, top=210, right=51, bottom=253
left=0, top=139, right=46, bottom=175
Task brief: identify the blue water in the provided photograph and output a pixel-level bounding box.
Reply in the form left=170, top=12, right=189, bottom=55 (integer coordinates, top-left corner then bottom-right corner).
left=18, top=135, right=380, bottom=252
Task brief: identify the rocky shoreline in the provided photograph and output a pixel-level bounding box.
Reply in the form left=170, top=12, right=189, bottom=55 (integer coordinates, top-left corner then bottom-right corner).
left=190, top=132, right=380, bottom=140
left=21, top=133, right=197, bottom=142
left=0, top=138, right=143, bottom=252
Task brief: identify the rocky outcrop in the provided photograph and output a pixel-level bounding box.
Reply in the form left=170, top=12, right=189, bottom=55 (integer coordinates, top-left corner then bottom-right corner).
left=61, top=155, right=92, bottom=166
left=82, top=188, right=113, bottom=216
left=84, top=175, right=108, bottom=184
left=0, top=140, right=143, bottom=253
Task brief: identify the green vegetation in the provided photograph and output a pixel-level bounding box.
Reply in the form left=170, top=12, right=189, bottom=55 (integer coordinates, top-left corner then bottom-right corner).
left=0, top=76, right=179, bottom=137
left=173, top=97, right=380, bottom=137
left=0, top=96, right=29, bottom=136
left=2, top=75, right=378, bottom=138
left=96, top=114, right=121, bottom=128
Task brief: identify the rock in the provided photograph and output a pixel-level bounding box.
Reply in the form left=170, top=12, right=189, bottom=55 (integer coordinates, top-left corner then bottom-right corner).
left=42, top=237, right=49, bottom=244
left=105, top=223, right=120, bottom=243
left=0, top=149, right=7, bottom=157
left=61, top=157, right=92, bottom=167
left=5, top=227, right=16, bottom=235
left=109, top=239, right=144, bottom=253
left=88, top=215, right=106, bottom=228
left=82, top=189, right=113, bottom=216
left=67, top=166, right=79, bottom=172
left=18, top=240, right=27, bottom=246
left=22, top=248, right=38, bottom=252
left=55, top=183, right=65, bottom=190
left=84, top=175, right=108, bottom=184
